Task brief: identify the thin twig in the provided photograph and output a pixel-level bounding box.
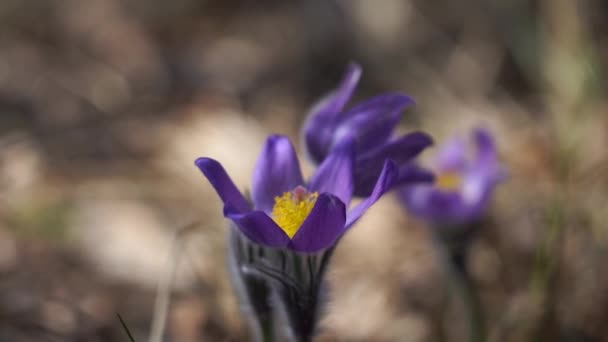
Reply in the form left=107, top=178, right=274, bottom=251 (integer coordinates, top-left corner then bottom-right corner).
left=148, top=221, right=201, bottom=342
left=117, top=313, right=136, bottom=342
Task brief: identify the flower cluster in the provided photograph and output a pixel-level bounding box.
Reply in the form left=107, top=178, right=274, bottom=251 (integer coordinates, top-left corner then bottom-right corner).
left=194, top=63, right=505, bottom=341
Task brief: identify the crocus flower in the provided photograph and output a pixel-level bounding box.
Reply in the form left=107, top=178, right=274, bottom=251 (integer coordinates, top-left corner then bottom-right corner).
left=195, top=134, right=398, bottom=253
left=302, top=63, right=434, bottom=196
left=399, top=128, right=506, bottom=225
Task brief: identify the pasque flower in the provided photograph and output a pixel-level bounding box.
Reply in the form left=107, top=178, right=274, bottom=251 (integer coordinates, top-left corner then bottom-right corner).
left=399, top=128, right=506, bottom=225
left=195, top=134, right=399, bottom=253
left=303, top=63, right=434, bottom=196
left=399, top=128, right=505, bottom=342
left=198, top=134, right=409, bottom=341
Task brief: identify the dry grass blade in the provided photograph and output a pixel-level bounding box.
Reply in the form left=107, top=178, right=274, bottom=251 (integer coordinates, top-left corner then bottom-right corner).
left=148, top=221, right=202, bottom=342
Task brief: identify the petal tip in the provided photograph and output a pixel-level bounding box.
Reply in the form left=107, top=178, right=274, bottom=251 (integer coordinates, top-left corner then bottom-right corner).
left=473, top=127, right=495, bottom=147
left=195, top=157, right=218, bottom=170
left=413, top=131, right=434, bottom=147
left=388, top=93, right=416, bottom=107
left=265, top=134, right=292, bottom=148
left=346, top=62, right=363, bottom=78
left=267, top=133, right=288, bottom=140
left=385, top=159, right=400, bottom=181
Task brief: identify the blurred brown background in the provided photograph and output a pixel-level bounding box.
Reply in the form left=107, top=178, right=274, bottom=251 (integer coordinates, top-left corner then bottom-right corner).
left=0, top=0, right=607, bottom=341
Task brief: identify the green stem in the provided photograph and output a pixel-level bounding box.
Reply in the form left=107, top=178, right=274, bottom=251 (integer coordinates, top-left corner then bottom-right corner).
left=260, top=318, right=274, bottom=342
left=450, top=259, right=486, bottom=342
left=436, top=230, right=486, bottom=342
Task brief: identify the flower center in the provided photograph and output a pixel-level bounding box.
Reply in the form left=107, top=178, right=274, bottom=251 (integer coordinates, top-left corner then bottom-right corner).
left=271, top=186, right=319, bottom=238
left=435, top=171, right=462, bottom=191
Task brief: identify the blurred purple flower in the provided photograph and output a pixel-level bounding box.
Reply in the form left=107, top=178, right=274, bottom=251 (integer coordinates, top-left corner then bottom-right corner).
left=302, top=63, right=434, bottom=196
left=399, top=128, right=506, bottom=225
left=196, top=134, right=398, bottom=253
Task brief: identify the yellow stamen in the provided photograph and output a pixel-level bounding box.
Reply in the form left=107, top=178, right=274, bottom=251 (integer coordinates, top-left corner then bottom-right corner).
left=271, top=188, right=319, bottom=238
left=436, top=172, right=462, bottom=191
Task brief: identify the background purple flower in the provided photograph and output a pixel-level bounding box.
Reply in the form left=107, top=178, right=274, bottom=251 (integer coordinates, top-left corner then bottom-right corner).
left=399, top=128, right=506, bottom=225
left=302, top=63, right=434, bottom=197
left=195, top=134, right=398, bottom=253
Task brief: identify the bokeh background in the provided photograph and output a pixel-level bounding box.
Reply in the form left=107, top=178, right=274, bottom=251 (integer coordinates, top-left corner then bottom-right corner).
left=0, top=0, right=607, bottom=341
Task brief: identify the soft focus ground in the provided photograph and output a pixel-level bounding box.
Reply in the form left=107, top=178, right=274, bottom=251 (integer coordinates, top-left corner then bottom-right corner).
left=0, top=1, right=607, bottom=341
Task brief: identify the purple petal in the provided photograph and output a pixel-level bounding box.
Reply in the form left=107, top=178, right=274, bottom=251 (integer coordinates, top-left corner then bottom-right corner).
left=435, top=137, right=468, bottom=171
left=303, top=63, right=362, bottom=163
left=252, top=135, right=304, bottom=213
left=346, top=159, right=399, bottom=228
left=354, top=132, right=433, bottom=196
left=336, top=93, right=414, bottom=152
left=400, top=186, right=463, bottom=222
left=195, top=157, right=251, bottom=213
left=308, top=135, right=355, bottom=205
left=225, top=207, right=290, bottom=248
left=460, top=174, right=488, bottom=207
left=289, top=193, right=346, bottom=253
left=359, top=131, right=433, bottom=165
left=472, top=128, right=507, bottom=183
left=396, top=164, right=435, bottom=186
left=473, top=128, right=499, bottom=168
left=318, top=63, right=362, bottom=117
left=399, top=185, right=488, bottom=225
left=303, top=115, right=333, bottom=164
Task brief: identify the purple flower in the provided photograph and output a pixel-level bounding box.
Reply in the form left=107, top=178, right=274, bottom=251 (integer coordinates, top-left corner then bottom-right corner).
left=195, top=134, right=398, bottom=253
left=302, top=63, right=434, bottom=196
left=399, top=128, right=506, bottom=225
